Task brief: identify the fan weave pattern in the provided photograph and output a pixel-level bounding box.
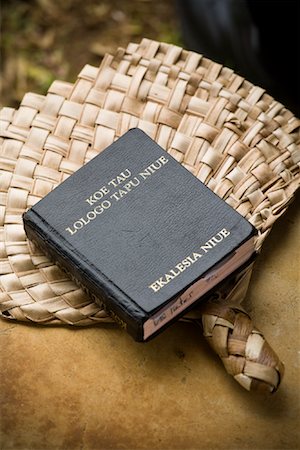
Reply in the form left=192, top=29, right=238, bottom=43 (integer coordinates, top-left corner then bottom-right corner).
left=1, top=39, right=299, bottom=391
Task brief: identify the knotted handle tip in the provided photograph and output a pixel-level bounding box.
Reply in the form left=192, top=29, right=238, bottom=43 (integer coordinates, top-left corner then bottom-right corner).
left=198, top=302, right=284, bottom=393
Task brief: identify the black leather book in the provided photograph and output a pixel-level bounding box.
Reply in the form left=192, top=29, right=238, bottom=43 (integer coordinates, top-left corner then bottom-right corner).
left=23, top=128, right=257, bottom=341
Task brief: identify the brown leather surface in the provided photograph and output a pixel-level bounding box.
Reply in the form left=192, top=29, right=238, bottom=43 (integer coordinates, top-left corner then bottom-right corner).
left=1, top=197, right=299, bottom=449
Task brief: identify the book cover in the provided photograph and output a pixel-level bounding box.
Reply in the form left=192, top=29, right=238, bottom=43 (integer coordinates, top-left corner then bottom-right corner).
left=23, top=128, right=257, bottom=341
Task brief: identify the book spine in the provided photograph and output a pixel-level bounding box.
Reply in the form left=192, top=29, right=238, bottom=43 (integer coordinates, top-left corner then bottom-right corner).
left=23, top=210, right=144, bottom=341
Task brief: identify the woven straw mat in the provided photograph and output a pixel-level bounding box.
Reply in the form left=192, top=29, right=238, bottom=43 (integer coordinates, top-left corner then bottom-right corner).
left=1, top=38, right=299, bottom=329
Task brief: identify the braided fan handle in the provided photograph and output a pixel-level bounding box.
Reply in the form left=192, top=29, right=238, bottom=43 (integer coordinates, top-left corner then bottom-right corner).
left=197, top=302, right=284, bottom=393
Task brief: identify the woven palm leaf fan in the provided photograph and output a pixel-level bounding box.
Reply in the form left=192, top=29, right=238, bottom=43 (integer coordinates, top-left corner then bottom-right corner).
left=1, top=39, right=299, bottom=393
